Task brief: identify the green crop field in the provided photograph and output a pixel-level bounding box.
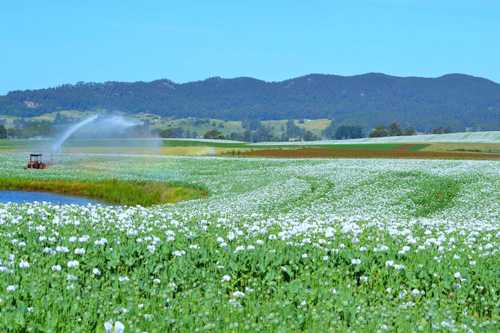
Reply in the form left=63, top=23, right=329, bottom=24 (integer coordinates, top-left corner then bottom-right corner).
left=0, top=152, right=498, bottom=332
left=254, top=143, right=407, bottom=150
left=2, top=138, right=500, bottom=165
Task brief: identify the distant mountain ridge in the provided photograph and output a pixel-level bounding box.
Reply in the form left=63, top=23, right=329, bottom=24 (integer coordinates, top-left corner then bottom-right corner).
left=1, top=73, right=500, bottom=131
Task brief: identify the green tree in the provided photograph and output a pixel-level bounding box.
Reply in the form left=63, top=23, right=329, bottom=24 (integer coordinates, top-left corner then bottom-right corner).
left=303, top=130, right=320, bottom=141
left=159, top=127, right=185, bottom=138
left=402, top=127, right=416, bottom=136
left=54, top=113, right=66, bottom=124
left=431, top=127, right=451, bottom=134
left=242, top=119, right=261, bottom=131
left=322, top=120, right=336, bottom=139
left=243, top=130, right=252, bottom=142
left=229, top=132, right=243, bottom=141
left=286, top=120, right=304, bottom=138
left=253, top=125, right=273, bottom=142
left=369, top=126, right=389, bottom=138
left=387, top=122, right=402, bottom=136
left=203, top=129, right=225, bottom=140
left=334, top=125, right=364, bottom=140
left=0, top=125, right=7, bottom=139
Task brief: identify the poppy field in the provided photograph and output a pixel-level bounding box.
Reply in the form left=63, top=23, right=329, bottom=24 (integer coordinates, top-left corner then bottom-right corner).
left=0, top=154, right=498, bottom=332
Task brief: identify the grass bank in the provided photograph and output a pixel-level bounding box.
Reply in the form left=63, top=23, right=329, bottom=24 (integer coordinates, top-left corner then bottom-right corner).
left=0, top=178, right=207, bottom=206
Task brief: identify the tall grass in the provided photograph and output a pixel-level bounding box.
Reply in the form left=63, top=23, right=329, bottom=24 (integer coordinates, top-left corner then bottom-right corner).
left=0, top=178, right=207, bottom=206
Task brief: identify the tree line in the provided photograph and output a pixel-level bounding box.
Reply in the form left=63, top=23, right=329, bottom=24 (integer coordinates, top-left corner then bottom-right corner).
left=0, top=118, right=454, bottom=141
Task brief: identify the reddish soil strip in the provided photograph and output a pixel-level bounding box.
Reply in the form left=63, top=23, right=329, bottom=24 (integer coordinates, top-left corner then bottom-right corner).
left=240, top=148, right=500, bottom=160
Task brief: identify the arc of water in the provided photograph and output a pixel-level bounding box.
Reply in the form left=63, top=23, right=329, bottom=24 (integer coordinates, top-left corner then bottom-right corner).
left=52, top=115, right=99, bottom=152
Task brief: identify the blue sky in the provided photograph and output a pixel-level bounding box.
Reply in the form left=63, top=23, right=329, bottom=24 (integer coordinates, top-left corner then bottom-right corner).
left=1, top=0, right=499, bottom=94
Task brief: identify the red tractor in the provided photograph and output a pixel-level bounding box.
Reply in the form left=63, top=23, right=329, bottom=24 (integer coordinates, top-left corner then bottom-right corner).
left=26, top=153, right=48, bottom=169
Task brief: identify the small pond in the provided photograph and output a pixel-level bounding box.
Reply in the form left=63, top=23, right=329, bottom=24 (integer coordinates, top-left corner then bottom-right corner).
left=0, top=191, right=102, bottom=205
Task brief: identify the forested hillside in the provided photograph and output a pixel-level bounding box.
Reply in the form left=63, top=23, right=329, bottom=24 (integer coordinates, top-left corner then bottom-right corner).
left=1, top=73, right=499, bottom=131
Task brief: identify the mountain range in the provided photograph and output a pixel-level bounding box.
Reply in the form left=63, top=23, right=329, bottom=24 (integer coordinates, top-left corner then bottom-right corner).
left=1, top=73, right=499, bottom=131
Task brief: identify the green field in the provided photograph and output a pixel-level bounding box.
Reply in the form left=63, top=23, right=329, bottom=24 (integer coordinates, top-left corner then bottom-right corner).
left=253, top=143, right=408, bottom=150
left=2, top=137, right=500, bottom=162
left=0, top=152, right=498, bottom=332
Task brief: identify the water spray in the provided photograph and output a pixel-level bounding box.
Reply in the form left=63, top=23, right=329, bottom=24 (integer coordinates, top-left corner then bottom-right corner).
left=52, top=114, right=99, bottom=153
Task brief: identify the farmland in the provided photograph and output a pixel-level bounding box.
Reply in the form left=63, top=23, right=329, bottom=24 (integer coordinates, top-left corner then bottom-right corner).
left=0, top=151, right=499, bottom=332
left=2, top=0, right=500, bottom=331
left=1, top=131, right=500, bottom=160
